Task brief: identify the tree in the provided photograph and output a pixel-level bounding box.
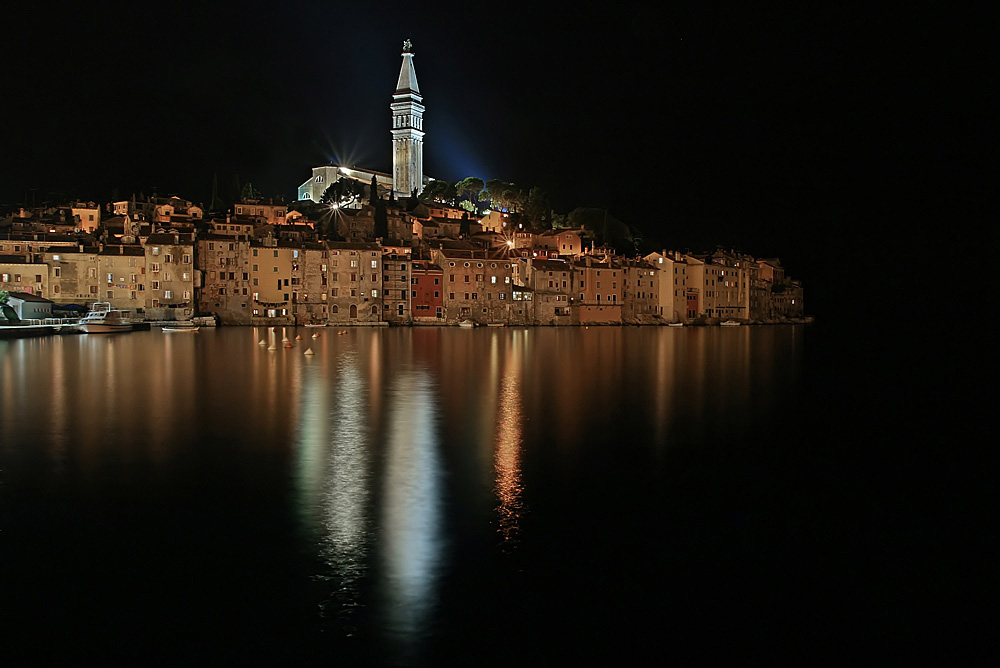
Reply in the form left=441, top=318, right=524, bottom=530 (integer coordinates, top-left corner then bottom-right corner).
left=320, top=179, right=363, bottom=208
left=374, top=199, right=389, bottom=239
left=567, top=207, right=634, bottom=253
left=460, top=212, right=470, bottom=237
left=241, top=182, right=261, bottom=203
left=369, top=174, right=378, bottom=206
left=455, top=177, right=485, bottom=213
left=419, top=180, right=457, bottom=204
left=524, top=186, right=552, bottom=231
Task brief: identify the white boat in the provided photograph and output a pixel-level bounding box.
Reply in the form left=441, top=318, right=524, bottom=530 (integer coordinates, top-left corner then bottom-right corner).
left=163, top=323, right=199, bottom=332
left=720, top=320, right=742, bottom=326
left=458, top=319, right=476, bottom=328
left=668, top=322, right=684, bottom=327
left=78, top=303, right=134, bottom=333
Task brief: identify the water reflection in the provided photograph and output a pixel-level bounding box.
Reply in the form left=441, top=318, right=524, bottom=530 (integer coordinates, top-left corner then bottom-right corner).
left=494, top=333, right=524, bottom=551
left=380, top=369, right=443, bottom=642
left=295, top=349, right=372, bottom=633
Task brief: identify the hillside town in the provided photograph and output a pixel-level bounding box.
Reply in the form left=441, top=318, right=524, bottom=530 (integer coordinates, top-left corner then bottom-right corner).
left=0, top=188, right=804, bottom=327
left=0, top=42, right=803, bottom=328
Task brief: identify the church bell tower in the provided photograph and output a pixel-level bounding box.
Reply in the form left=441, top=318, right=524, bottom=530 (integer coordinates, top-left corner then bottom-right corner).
left=391, top=40, right=424, bottom=197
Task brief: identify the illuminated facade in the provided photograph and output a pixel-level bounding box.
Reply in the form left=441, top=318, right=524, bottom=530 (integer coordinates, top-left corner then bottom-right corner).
left=391, top=40, right=424, bottom=198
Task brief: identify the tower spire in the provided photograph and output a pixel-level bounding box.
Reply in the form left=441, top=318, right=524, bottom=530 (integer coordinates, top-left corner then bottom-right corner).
left=391, top=39, right=425, bottom=197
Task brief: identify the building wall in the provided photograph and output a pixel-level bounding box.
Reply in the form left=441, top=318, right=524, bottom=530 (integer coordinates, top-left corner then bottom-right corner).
left=198, top=237, right=252, bottom=325
left=326, top=243, right=383, bottom=324
left=411, top=262, right=444, bottom=322
left=382, top=253, right=411, bottom=324
left=1, top=261, right=48, bottom=298
left=144, top=240, right=195, bottom=319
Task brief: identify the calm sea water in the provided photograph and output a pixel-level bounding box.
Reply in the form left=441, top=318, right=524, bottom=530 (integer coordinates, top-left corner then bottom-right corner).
left=2, top=325, right=938, bottom=663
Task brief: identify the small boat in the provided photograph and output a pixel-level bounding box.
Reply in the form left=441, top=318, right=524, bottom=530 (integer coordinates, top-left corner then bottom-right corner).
left=668, top=322, right=684, bottom=327
left=163, top=323, right=199, bottom=332
left=458, top=319, right=476, bottom=328
left=720, top=320, right=742, bottom=326
left=78, top=303, right=134, bottom=333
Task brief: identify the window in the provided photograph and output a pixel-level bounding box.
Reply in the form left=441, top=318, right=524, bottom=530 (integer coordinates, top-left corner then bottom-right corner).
left=449, top=292, right=455, bottom=300
left=371, top=290, right=377, bottom=298
left=164, top=290, right=172, bottom=299
left=54, top=267, right=61, bottom=277
left=491, top=276, right=497, bottom=284
left=152, top=281, right=160, bottom=289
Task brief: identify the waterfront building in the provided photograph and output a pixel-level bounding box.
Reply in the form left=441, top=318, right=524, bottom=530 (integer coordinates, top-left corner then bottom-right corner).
left=520, top=258, right=573, bottom=325
left=410, top=260, right=444, bottom=322
left=247, top=236, right=297, bottom=325
left=572, top=256, right=623, bottom=324
left=643, top=250, right=685, bottom=322
left=4, top=291, right=53, bottom=319
left=381, top=251, right=412, bottom=324
left=198, top=235, right=253, bottom=325
left=326, top=241, right=383, bottom=325
left=432, top=247, right=516, bottom=324
left=296, top=243, right=332, bottom=325
left=144, top=233, right=196, bottom=320
left=622, top=259, right=659, bottom=322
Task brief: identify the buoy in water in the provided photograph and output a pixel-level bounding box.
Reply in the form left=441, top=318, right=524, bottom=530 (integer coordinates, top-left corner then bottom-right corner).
left=304, top=348, right=315, bottom=356
left=258, top=339, right=266, bottom=346
left=267, top=343, right=277, bottom=350
left=295, top=335, right=302, bottom=340
left=284, top=343, right=293, bottom=348
left=312, top=333, right=319, bottom=339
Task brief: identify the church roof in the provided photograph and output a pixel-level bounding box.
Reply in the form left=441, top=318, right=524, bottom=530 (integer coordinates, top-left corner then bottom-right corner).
left=395, top=51, right=420, bottom=95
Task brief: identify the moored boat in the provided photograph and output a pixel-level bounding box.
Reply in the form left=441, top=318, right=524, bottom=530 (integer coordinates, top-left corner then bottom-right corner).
left=458, top=319, right=477, bottom=328
left=78, top=303, right=134, bottom=333
left=720, top=320, right=742, bottom=326
left=163, top=323, right=199, bottom=332
left=668, top=322, right=684, bottom=327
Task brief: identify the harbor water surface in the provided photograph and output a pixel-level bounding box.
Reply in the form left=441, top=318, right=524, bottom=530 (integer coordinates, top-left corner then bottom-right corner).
left=2, top=325, right=929, bottom=663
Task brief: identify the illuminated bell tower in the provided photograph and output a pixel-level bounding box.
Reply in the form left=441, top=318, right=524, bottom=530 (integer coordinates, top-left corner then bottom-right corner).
left=391, top=39, right=424, bottom=197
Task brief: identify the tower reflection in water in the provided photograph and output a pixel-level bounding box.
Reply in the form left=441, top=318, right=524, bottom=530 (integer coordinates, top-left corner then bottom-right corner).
left=293, top=338, right=443, bottom=650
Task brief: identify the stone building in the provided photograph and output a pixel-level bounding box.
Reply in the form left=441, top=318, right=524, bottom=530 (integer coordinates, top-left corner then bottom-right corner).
left=381, top=251, right=412, bottom=324
left=432, top=247, right=516, bottom=324
left=572, top=256, right=622, bottom=324
left=520, top=257, right=573, bottom=325
left=198, top=235, right=253, bottom=325
left=410, top=260, right=444, bottom=322
left=327, top=241, right=383, bottom=324
left=144, top=233, right=196, bottom=320
left=622, top=259, right=659, bottom=322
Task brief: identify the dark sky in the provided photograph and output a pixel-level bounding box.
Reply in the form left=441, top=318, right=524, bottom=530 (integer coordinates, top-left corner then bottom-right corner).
left=1, top=3, right=984, bottom=311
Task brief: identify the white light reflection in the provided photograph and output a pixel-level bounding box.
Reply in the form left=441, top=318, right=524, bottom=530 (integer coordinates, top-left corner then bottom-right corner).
left=295, top=351, right=372, bottom=632
left=380, top=369, right=443, bottom=640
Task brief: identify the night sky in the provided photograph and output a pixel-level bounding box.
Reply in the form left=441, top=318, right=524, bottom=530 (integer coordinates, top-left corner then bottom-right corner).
left=1, top=3, right=983, bottom=315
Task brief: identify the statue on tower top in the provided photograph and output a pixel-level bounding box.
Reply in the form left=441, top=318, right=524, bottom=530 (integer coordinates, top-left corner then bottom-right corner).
left=402, top=39, right=413, bottom=53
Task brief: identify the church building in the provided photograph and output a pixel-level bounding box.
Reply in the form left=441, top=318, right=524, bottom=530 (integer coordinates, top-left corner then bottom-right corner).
left=297, top=40, right=431, bottom=203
